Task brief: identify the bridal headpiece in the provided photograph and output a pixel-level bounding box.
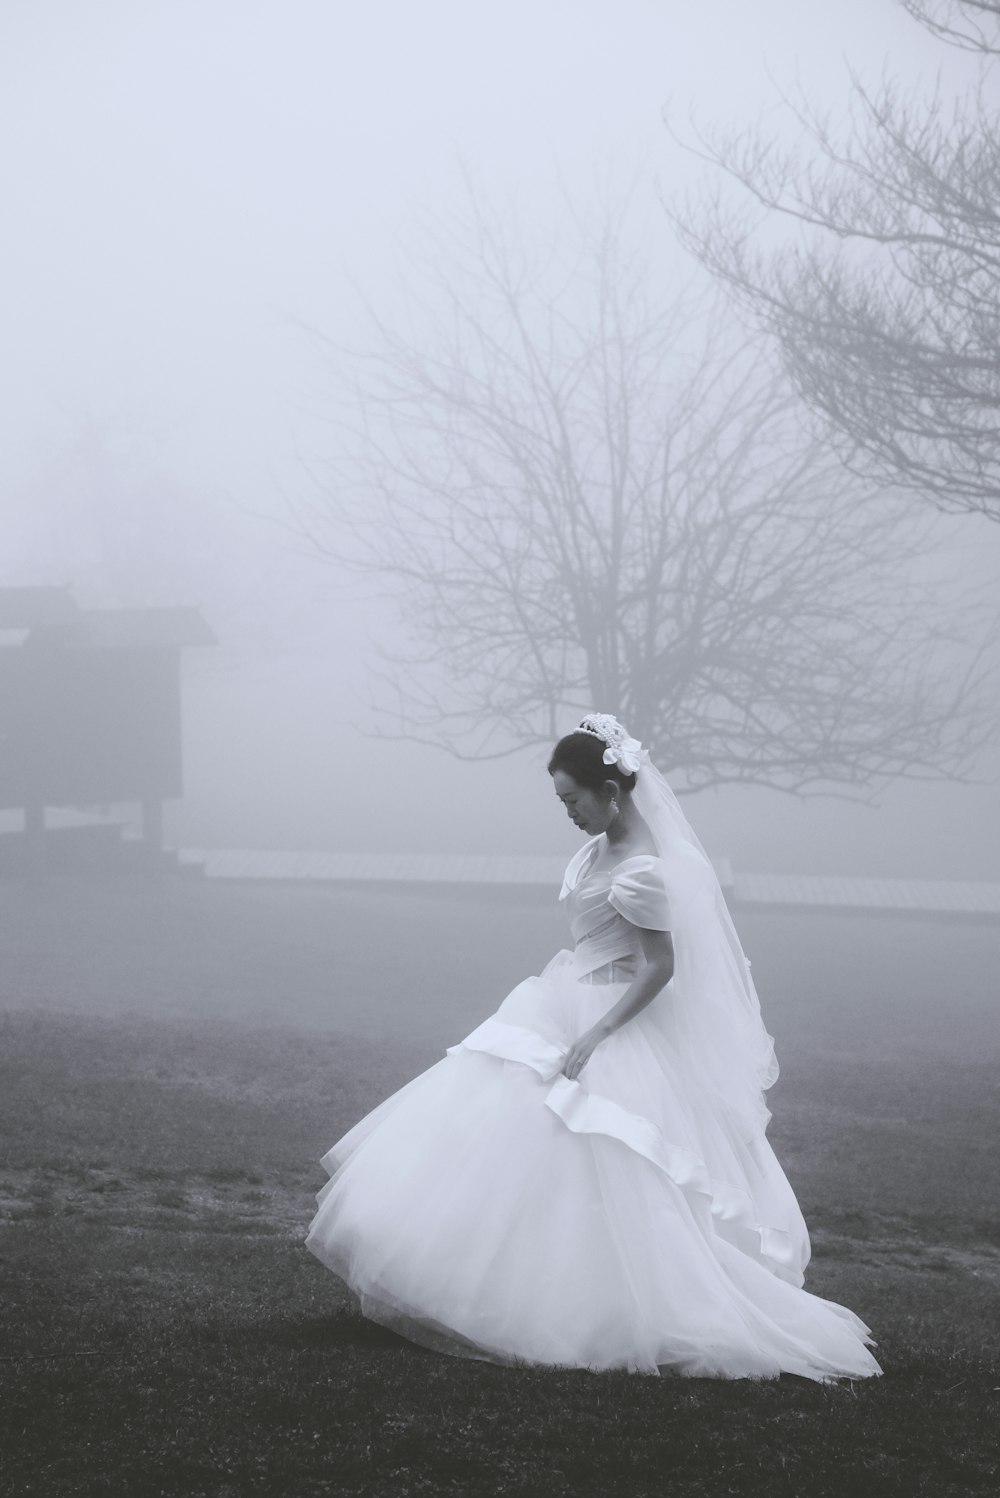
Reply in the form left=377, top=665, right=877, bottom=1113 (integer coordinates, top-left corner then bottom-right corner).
left=577, top=713, right=645, bottom=777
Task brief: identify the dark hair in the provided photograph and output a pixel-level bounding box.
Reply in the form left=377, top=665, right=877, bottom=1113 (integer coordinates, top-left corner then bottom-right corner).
left=547, top=731, right=637, bottom=793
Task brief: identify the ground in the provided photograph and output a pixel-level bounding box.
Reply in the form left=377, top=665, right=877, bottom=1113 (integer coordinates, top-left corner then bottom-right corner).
left=0, top=876, right=998, bottom=1497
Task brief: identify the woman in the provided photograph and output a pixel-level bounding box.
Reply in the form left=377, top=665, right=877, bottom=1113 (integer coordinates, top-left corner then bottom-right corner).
left=306, top=714, right=882, bottom=1382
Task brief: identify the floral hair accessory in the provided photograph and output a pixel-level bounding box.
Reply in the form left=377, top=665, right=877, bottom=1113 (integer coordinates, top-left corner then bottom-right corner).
left=577, top=713, right=645, bottom=776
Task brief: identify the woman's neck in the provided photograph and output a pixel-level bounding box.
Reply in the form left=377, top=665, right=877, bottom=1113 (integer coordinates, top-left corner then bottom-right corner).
left=604, top=795, right=644, bottom=848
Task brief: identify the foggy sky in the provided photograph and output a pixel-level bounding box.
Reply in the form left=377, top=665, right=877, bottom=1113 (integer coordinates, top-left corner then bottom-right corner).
left=1, top=0, right=996, bottom=878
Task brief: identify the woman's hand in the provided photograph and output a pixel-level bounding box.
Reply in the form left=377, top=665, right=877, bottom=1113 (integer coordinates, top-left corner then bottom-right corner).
left=560, top=933, right=674, bottom=1083
left=561, top=1024, right=610, bottom=1083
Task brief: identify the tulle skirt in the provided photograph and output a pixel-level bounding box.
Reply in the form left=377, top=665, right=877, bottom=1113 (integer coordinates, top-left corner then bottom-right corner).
left=305, top=950, right=882, bottom=1381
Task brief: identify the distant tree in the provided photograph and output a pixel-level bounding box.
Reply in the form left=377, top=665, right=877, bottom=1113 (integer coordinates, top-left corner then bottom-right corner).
left=903, top=0, right=1000, bottom=52
left=669, top=0, right=1000, bottom=521
left=7, top=420, right=297, bottom=669
left=299, top=192, right=994, bottom=792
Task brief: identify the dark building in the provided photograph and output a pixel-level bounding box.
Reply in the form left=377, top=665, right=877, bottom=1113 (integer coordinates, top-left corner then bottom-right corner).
left=0, top=586, right=215, bottom=873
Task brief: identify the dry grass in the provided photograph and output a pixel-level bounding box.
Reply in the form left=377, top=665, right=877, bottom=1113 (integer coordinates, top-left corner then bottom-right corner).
left=0, top=877, right=997, bottom=1496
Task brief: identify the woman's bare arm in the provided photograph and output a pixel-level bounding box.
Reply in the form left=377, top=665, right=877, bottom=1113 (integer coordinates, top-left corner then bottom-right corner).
left=561, top=928, right=674, bottom=1082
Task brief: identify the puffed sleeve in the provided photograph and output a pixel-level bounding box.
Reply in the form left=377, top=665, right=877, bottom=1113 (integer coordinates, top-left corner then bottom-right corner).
left=558, top=837, right=601, bottom=901
left=607, top=857, right=672, bottom=931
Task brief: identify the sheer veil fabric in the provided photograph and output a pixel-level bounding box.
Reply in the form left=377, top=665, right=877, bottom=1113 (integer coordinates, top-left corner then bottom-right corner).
left=305, top=727, right=882, bottom=1382
left=632, top=750, right=781, bottom=1145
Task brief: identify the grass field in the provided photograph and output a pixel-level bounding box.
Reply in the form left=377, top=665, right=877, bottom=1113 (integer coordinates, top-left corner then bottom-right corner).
left=0, top=876, right=998, bottom=1497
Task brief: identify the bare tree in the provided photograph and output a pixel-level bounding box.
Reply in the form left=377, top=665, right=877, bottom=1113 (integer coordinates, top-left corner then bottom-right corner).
left=299, top=193, right=994, bottom=792
left=903, top=0, right=1000, bottom=52
left=668, top=0, right=1000, bottom=521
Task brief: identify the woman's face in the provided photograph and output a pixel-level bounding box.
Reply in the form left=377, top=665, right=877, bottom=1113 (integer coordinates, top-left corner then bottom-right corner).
left=552, top=769, right=615, bottom=836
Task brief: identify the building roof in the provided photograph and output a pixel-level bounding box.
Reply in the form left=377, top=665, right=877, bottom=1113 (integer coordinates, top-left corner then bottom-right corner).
left=66, top=607, right=217, bottom=649
left=0, top=587, right=82, bottom=628
left=0, top=587, right=216, bottom=649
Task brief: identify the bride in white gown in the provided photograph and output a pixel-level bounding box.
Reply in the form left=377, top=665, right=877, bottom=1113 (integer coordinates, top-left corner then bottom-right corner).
left=306, top=715, right=882, bottom=1382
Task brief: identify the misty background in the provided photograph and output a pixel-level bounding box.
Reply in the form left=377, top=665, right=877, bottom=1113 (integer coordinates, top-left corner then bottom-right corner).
left=4, top=9, right=1000, bottom=1487
left=3, top=0, right=998, bottom=879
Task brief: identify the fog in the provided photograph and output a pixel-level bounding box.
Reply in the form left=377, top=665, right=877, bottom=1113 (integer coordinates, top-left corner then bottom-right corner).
left=2, top=0, right=997, bottom=879
left=5, top=9, right=1000, bottom=1475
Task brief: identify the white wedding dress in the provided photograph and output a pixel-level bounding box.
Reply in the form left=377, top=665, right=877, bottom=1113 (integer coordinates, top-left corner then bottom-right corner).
left=305, top=837, right=882, bottom=1382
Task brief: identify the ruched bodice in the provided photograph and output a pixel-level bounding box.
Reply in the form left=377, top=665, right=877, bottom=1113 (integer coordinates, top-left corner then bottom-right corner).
left=559, top=837, right=672, bottom=982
